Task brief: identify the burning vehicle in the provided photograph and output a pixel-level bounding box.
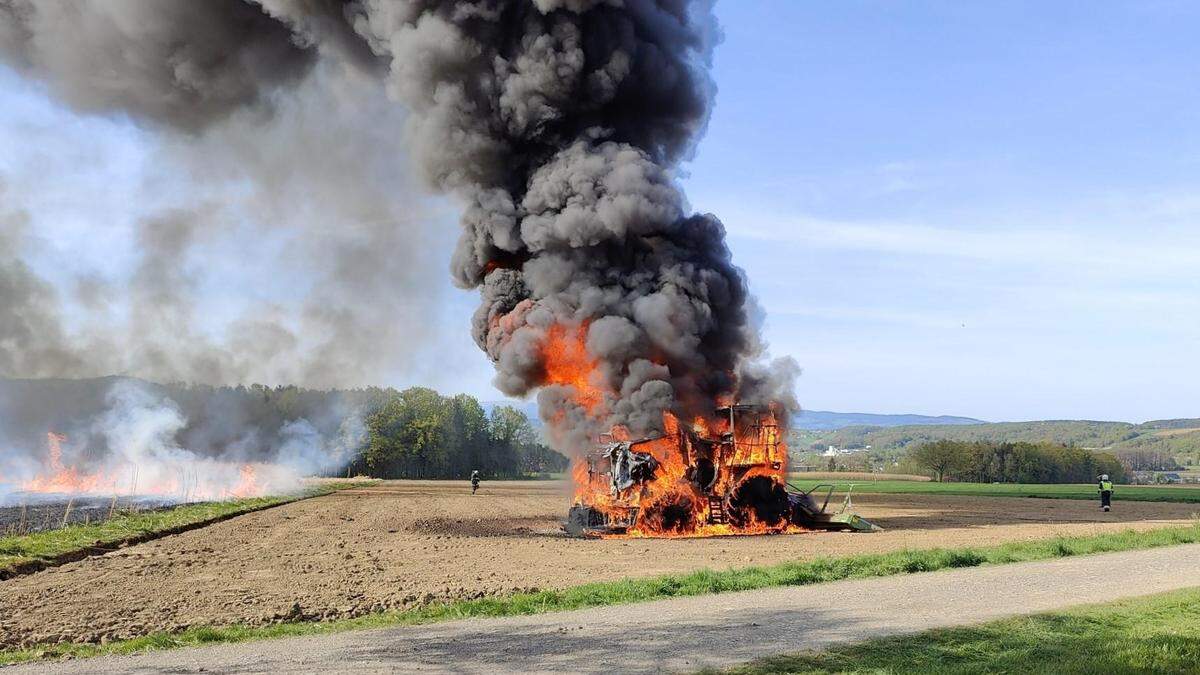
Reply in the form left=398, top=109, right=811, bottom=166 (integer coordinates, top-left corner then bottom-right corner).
left=565, top=404, right=877, bottom=537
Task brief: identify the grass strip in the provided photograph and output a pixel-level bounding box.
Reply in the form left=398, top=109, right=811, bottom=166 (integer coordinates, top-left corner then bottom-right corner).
left=0, top=480, right=377, bottom=578
left=3, top=521, right=1199, bottom=665
left=725, top=587, right=1200, bottom=674
left=786, top=479, right=1200, bottom=503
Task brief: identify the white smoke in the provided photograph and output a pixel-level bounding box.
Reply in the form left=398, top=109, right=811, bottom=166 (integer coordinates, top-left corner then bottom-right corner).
left=0, top=379, right=357, bottom=504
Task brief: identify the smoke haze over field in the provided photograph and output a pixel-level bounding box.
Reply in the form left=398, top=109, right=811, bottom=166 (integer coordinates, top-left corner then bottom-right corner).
left=0, top=60, right=448, bottom=390
left=0, top=1, right=796, bottom=457
left=0, top=377, right=363, bottom=503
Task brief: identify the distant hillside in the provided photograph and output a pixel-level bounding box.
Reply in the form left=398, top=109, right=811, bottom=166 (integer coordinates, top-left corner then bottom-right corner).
left=482, top=404, right=987, bottom=432
left=805, top=421, right=1132, bottom=450
left=1139, top=419, right=1200, bottom=430
left=797, top=419, right=1200, bottom=465
left=794, top=410, right=985, bottom=431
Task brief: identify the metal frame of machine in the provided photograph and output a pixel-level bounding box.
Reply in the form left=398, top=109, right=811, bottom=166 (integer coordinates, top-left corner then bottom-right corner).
left=564, top=404, right=879, bottom=536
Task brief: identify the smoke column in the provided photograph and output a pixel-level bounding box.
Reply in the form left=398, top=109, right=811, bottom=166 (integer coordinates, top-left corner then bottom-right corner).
left=337, top=0, right=797, bottom=446
left=0, top=1, right=797, bottom=455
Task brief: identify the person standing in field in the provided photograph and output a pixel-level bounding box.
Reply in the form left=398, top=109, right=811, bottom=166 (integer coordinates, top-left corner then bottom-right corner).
left=471, top=470, right=481, bottom=496
left=1098, top=474, right=1113, bottom=511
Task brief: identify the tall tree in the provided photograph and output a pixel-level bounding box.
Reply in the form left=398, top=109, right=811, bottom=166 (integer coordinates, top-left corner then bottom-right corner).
left=910, top=440, right=968, bottom=482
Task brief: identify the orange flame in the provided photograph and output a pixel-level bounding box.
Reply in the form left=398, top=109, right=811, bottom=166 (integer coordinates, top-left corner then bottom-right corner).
left=15, top=432, right=276, bottom=502
left=230, top=464, right=260, bottom=498
left=541, top=323, right=605, bottom=413
left=573, top=408, right=800, bottom=538
left=21, top=432, right=119, bottom=495
left=540, top=321, right=800, bottom=539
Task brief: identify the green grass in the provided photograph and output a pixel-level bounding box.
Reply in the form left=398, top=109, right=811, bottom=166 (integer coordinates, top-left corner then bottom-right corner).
left=0, top=480, right=376, bottom=577
left=787, top=479, right=1200, bottom=503
left=727, top=587, right=1200, bottom=674
left=4, top=522, right=1200, bottom=666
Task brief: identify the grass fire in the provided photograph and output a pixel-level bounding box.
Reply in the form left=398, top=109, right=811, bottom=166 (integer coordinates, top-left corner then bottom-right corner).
left=17, top=431, right=264, bottom=503
left=0, top=379, right=360, bottom=517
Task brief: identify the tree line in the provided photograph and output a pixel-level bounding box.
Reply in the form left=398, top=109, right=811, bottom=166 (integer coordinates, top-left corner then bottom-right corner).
left=908, top=440, right=1126, bottom=484
left=1, top=377, right=567, bottom=480
left=351, top=387, right=567, bottom=479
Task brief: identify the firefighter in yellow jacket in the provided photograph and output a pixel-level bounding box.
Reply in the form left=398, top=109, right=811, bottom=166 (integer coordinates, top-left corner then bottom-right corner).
left=1098, top=474, right=1113, bottom=512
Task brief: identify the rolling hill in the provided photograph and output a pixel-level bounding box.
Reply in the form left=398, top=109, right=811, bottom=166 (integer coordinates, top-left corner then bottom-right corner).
left=793, top=410, right=985, bottom=431
left=796, top=419, right=1200, bottom=465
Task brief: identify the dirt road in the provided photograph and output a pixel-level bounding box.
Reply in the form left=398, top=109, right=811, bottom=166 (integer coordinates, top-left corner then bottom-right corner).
left=2, top=481, right=1196, bottom=647
left=15, top=543, right=1200, bottom=674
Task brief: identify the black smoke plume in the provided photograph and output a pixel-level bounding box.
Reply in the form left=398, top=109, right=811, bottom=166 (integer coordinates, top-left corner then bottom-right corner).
left=0, top=0, right=797, bottom=454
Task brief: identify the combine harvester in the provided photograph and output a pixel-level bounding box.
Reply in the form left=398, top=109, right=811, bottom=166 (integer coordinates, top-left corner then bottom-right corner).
left=565, top=403, right=879, bottom=537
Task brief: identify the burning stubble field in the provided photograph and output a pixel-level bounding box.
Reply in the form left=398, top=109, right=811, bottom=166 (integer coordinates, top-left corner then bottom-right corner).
left=0, top=496, right=176, bottom=536
left=2, top=480, right=1198, bottom=649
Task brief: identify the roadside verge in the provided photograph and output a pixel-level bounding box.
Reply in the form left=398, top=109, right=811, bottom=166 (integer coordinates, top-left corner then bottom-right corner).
left=725, top=587, right=1200, bottom=674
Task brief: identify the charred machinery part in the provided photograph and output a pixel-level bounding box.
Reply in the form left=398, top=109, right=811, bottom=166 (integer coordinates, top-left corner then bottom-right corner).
left=564, top=504, right=638, bottom=538
left=687, top=457, right=718, bottom=492
left=786, top=483, right=881, bottom=532
left=788, top=490, right=823, bottom=522
left=706, top=494, right=727, bottom=524
left=726, top=475, right=791, bottom=528
left=639, top=493, right=699, bottom=534
left=605, top=442, right=659, bottom=495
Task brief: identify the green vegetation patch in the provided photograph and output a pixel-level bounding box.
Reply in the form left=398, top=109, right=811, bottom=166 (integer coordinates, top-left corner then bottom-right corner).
left=4, top=522, right=1199, bottom=666
left=362, top=388, right=566, bottom=479
left=727, top=587, right=1200, bottom=674
left=787, top=479, right=1200, bottom=503
left=0, top=481, right=376, bottom=578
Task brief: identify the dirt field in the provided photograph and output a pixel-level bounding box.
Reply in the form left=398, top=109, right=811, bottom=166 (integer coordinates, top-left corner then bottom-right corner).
left=2, top=480, right=1197, bottom=648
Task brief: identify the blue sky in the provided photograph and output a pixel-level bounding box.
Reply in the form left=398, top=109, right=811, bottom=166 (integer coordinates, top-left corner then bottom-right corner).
left=683, top=1, right=1200, bottom=422
left=3, top=2, right=1198, bottom=422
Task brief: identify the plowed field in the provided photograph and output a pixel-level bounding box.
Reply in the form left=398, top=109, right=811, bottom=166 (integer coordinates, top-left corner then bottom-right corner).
left=2, top=480, right=1195, bottom=648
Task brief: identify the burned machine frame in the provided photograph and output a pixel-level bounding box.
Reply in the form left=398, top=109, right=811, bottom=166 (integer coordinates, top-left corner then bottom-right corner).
left=565, top=404, right=878, bottom=536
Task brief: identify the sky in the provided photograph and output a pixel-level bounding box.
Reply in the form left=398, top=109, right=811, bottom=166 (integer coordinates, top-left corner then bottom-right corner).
left=3, top=1, right=1199, bottom=423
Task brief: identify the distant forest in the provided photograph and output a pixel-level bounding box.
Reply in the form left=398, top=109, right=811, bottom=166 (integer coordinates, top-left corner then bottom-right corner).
left=908, top=440, right=1126, bottom=484
left=0, top=377, right=567, bottom=480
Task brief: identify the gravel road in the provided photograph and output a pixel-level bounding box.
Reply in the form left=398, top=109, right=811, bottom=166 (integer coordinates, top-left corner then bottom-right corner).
left=15, top=543, right=1200, bottom=674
